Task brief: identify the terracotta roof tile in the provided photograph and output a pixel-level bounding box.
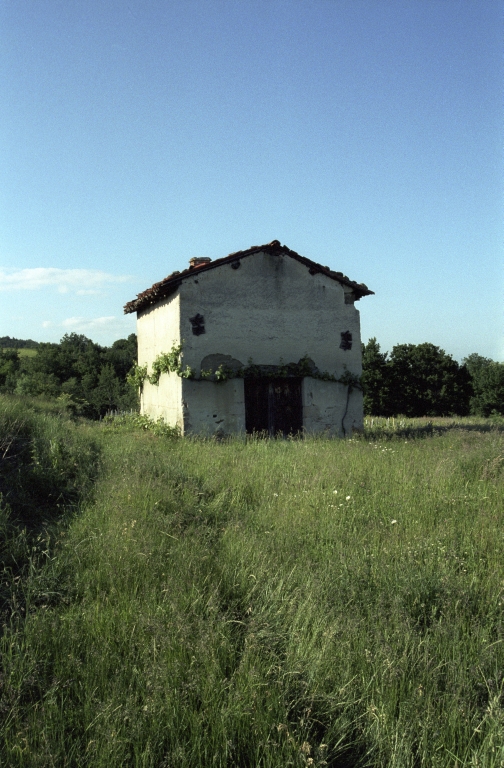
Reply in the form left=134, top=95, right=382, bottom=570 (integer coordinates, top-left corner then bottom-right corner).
left=124, top=240, right=373, bottom=314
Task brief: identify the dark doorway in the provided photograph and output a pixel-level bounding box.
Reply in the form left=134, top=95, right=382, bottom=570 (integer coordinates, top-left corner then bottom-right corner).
left=244, top=377, right=303, bottom=437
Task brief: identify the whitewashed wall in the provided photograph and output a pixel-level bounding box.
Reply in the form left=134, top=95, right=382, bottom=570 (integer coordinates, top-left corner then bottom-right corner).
left=179, top=251, right=362, bottom=377
left=302, top=378, right=363, bottom=437
left=137, top=293, right=183, bottom=426
left=140, top=371, right=183, bottom=428
left=136, top=250, right=365, bottom=435
left=137, top=293, right=181, bottom=367
left=181, top=379, right=246, bottom=435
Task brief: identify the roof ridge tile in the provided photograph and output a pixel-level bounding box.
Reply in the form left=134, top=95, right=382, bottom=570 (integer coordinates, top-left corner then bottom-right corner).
left=124, top=242, right=373, bottom=314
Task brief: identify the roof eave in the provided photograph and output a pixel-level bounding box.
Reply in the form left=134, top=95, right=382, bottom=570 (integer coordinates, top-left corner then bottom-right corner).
left=123, top=241, right=374, bottom=314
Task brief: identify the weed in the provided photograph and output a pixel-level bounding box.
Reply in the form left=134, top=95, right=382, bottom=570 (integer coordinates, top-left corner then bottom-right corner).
left=0, top=402, right=503, bottom=766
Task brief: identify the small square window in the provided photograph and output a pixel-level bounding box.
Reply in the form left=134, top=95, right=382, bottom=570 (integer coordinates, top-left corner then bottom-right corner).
left=189, top=313, right=205, bottom=336
left=340, top=331, right=352, bottom=351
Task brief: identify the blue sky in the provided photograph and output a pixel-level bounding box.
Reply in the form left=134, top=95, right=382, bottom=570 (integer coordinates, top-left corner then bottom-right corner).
left=1, top=0, right=502, bottom=360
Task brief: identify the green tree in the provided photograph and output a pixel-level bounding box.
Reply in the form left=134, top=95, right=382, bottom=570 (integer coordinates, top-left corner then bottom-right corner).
left=387, top=343, right=471, bottom=417
left=0, top=349, right=21, bottom=393
left=102, top=334, right=137, bottom=380
left=19, top=343, right=61, bottom=382
left=464, top=353, right=492, bottom=378
left=14, top=371, right=60, bottom=398
left=60, top=334, right=102, bottom=384
left=464, top=354, right=504, bottom=416
left=89, top=364, right=123, bottom=416
left=361, top=338, right=390, bottom=415
left=0, top=333, right=138, bottom=416
left=0, top=336, right=38, bottom=349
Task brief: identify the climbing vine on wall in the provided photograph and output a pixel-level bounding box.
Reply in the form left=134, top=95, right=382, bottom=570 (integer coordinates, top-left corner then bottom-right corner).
left=148, top=344, right=195, bottom=383
left=127, top=343, right=194, bottom=389
left=126, top=363, right=148, bottom=390
left=128, top=343, right=362, bottom=391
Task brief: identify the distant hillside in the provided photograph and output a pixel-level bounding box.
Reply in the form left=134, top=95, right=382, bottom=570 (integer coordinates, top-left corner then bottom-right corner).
left=0, top=336, right=40, bottom=349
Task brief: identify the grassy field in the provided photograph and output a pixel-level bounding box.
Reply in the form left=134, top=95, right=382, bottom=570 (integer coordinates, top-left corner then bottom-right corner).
left=1, top=398, right=503, bottom=767
left=3, top=347, right=38, bottom=357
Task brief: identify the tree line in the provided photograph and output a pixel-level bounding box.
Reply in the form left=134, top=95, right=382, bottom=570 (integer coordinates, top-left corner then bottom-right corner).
left=0, top=335, right=39, bottom=349
left=361, top=339, right=504, bottom=417
left=1, top=333, right=503, bottom=418
left=0, top=333, right=137, bottom=418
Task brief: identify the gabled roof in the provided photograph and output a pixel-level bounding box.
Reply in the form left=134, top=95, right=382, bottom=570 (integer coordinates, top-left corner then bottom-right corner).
left=124, top=240, right=373, bottom=314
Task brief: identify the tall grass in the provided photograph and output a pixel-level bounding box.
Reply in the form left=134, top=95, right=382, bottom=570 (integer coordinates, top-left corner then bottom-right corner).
left=1, top=406, right=503, bottom=766
left=0, top=396, right=100, bottom=626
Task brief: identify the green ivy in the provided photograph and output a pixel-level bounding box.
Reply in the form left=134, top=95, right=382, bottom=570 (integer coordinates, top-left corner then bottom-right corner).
left=128, top=343, right=195, bottom=389
left=129, top=345, right=361, bottom=391
left=126, top=364, right=148, bottom=390
left=149, top=343, right=185, bottom=384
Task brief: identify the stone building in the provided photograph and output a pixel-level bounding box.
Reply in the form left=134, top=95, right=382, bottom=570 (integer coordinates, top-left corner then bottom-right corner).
left=124, top=240, right=373, bottom=436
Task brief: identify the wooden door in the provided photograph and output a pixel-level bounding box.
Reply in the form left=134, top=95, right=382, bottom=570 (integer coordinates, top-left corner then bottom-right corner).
left=244, top=377, right=303, bottom=437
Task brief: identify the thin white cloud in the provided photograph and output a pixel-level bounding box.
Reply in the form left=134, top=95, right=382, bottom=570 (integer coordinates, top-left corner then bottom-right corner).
left=61, top=315, right=118, bottom=328
left=61, top=316, right=126, bottom=332
left=0, top=268, right=133, bottom=292
left=40, top=315, right=136, bottom=343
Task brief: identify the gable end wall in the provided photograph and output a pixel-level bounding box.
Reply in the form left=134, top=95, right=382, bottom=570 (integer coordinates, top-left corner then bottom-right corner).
left=179, top=251, right=362, bottom=376
left=136, top=250, right=364, bottom=435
